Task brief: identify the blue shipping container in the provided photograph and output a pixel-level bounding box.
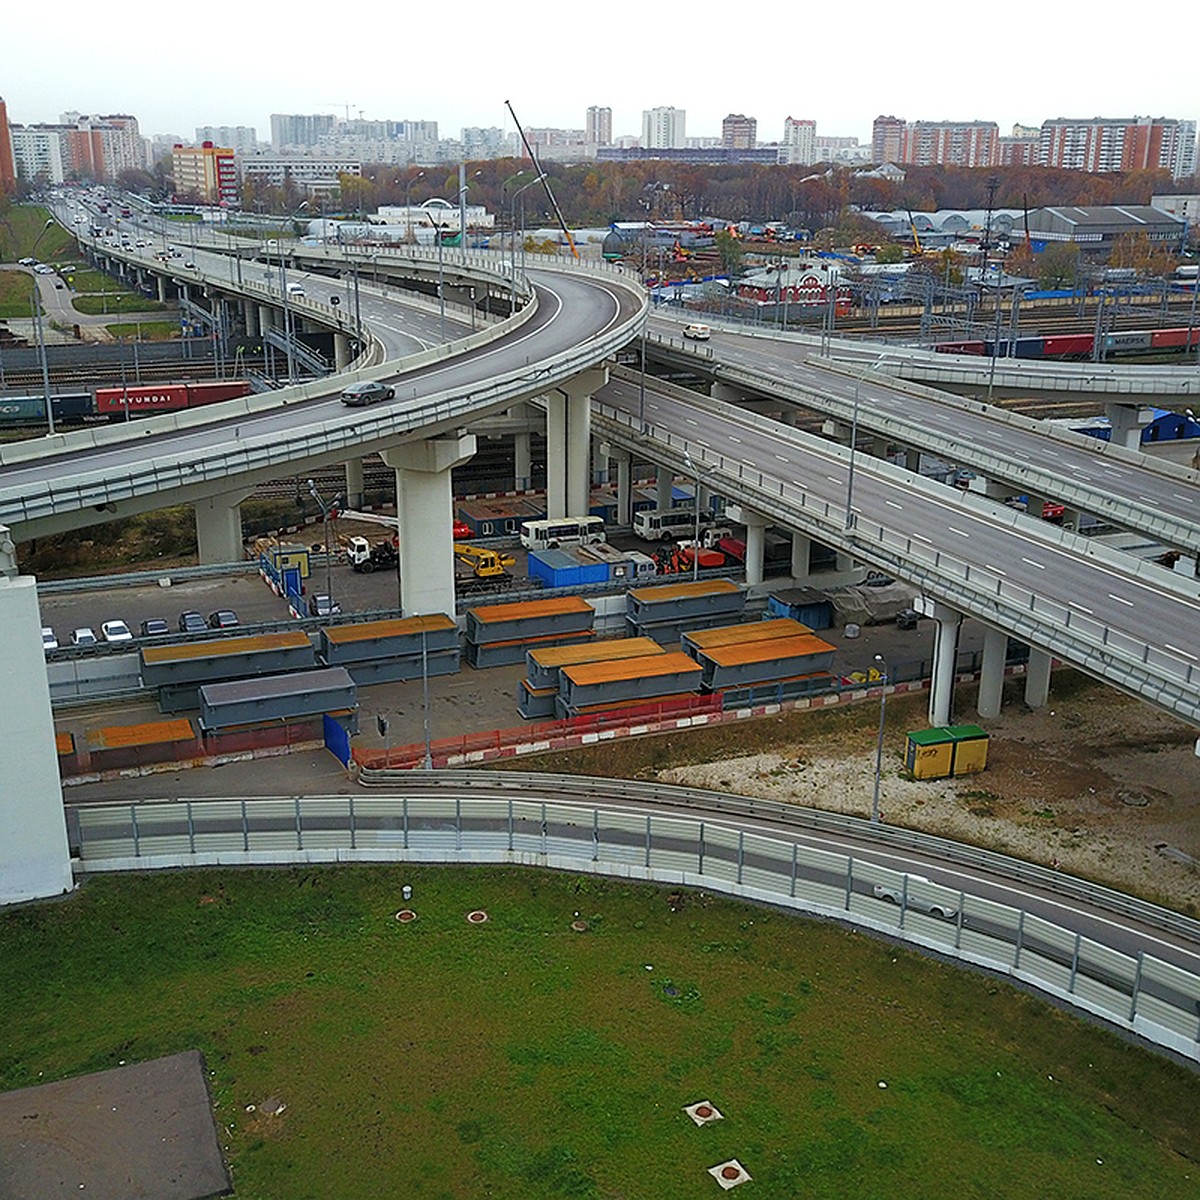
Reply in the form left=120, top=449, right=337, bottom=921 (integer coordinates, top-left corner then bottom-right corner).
left=528, top=550, right=609, bottom=590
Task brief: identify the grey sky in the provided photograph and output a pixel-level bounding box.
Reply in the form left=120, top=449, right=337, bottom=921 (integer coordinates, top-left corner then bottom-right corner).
left=5, top=0, right=1198, bottom=146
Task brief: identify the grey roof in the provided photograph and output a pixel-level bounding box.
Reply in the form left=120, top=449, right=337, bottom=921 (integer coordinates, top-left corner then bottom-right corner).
left=1038, top=205, right=1185, bottom=229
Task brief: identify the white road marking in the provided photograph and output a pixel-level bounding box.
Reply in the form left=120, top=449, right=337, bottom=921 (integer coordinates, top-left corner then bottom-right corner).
left=948, top=527, right=971, bottom=538
left=1021, top=557, right=1045, bottom=570
left=1108, top=593, right=1134, bottom=607
left=885, top=500, right=903, bottom=509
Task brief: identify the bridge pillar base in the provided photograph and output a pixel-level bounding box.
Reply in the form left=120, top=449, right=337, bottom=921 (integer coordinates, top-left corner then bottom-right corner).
left=1024, top=648, right=1052, bottom=709
left=613, top=450, right=632, bottom=527
left=656, top=467, right=674, bottom=510
left=0, top=573, right=73, bottom=905
left=1105, top=402, right=1154, bottom=451
left=344, top=458, right=365, bottom=509
left=712, top=382, right=747, bottom=405
left=513, top=429, right=532, bottom=490
left=976, top=626, right=1008, bottom=719
left=195, top=489, right=250, bottom=564
left=384, top=434, right=477, bottom=616
left=790, top=532, right=811, bottom=583
left=916, top=596, right=961, bottom=726
left=726, top=504, right=768, bottom=586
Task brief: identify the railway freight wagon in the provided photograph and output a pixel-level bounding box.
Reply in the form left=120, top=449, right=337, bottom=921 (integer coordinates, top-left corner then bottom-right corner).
left=934, top=326, right=1200, bottom=361
left=0, top=393, right=94, bottom=427
left=93, top=380, right=253, bottom=417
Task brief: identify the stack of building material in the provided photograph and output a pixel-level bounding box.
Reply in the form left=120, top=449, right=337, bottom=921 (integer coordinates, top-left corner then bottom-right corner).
left=141, top=631, right=317, bottom=713
left=198, top=667, right=358, bottom=734
left=519, top=637, right=665, bottom=718
left=625, top=579, right=746, bottom=644
left=682, top=618, right=837, bottom=699
left=319, top=614, right=459, bottom=686
left=555, top=651, right=703, bottom=719
left=465, top=596, right=596, bottom=668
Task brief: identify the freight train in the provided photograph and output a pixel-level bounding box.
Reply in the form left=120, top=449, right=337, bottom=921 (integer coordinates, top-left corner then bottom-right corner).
left=0, top=381, right=253, bottom=428
left=934, top=327, right=1200, bottom=360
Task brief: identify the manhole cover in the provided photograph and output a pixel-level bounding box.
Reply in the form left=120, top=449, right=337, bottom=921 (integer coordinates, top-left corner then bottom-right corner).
left=394, top=909, right=417, bottom=923
left=466, top=910, right=489, bottom=924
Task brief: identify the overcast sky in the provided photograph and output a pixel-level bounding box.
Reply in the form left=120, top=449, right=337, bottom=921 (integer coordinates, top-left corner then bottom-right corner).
left=5, top=2, right=1198, bottom=146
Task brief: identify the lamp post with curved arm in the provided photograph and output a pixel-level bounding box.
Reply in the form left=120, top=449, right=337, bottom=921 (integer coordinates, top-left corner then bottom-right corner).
left=404, top=170, right=425, bottom=245
left=30, top=219, right=56, bottom=436
left=509, top=172, right=546, bottom=313
left=871, top=654, right=889, bottom=824
left=278, top=200, right=309, bottom=384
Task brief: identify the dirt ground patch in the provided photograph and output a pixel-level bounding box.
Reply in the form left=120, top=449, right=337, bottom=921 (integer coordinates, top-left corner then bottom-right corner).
left=654, top=673, right=1200, bottom=914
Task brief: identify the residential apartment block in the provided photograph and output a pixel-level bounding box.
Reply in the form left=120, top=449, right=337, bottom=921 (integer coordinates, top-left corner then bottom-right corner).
left=586, top=106, right=612, bottom=147
left=722, top=114, right=757, bottom=150
left=171, top=142, right=238, bottom=206
left=780, top=117, right=816, bottom=166
left=642, top=106, right=686, bottom=150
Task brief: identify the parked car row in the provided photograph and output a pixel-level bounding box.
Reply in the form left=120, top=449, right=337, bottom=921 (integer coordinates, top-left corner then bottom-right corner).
left=43, top=610, right=240, bottom=654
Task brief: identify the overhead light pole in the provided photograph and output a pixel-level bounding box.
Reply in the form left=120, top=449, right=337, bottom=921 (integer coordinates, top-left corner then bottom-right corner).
left=30, top=218, right=56, bottom=436
left=509, top=172, right=546, bottom=313
left=684, top=451, right=703, bottom=581
left=307, top=477, right=341, bottom=610
left=279, top=199, right=309, bottom=384
left=871, top=653, right=888, bottom=824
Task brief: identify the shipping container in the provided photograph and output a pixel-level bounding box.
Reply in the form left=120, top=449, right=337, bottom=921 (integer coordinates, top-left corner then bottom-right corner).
left=185, top=380, right=253, bottom=406
left=696, top=633, right=837, bottom=690
left=905, top=724, right=989, bottom=780
left=525, top=636, right=665, bottom=691
left=558, top=651, right=702, bottom=711
left=766, top=588, right=834, bottom=630
left=466, top=596, right=595, bottom=645
left=527, top=549, right=610, bottom=590
left=95, top=384, right=191, bottom=415
left=681, top=618, right=813, bottom=659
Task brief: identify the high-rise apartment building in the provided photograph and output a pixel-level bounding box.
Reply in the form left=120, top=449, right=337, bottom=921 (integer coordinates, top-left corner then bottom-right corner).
left=1040, top=116, right=1190, bottom=178
left=0, top=97, right=15, bottom=192
left=586, top=106, right=612, bottom=146
left=59, top=113, right=147, bottom=179
left=901, top=121, right=998, bottom=167
left=721, top=114, right=757, bottom=150
left=780, top=117, right=816, bottom=165
left=270, top=113, right=338, bottom=150
left=642, top=106, right=686, bottom=150
left=871, top=115, right=905, bottom=163
left=171, top=142, right=238, bottom=205
left=9, top=126, right=67, bottom=185
left=195, top=125, right=257, bottom=155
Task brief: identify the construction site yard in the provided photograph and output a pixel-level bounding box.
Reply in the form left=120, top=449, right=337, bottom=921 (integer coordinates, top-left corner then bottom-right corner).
left=505, top=669, right=1200, bottom=916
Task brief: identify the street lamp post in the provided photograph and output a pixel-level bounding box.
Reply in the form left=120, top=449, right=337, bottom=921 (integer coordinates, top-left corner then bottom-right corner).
left=684, top=452, right=703, bottom=581
left=509, top=172, right=546, bottom=313
left=307, top=478, right=341, bottom=609
left=420, top=625, right=433, bottom=770
left=279, top=200, right=309, bottom=384
left=871, top=654, right=888, bottom=824
left=637, top=299, right=649, bottom=432
left=30, top=219, right=56, bottom=436
left=844, top=354, right=888, bottom=532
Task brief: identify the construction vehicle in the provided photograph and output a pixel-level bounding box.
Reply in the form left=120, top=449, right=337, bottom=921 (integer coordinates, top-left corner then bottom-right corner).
left=347, top=535, right=398, bottom=573
left=454, top=544, right=516, bottom=579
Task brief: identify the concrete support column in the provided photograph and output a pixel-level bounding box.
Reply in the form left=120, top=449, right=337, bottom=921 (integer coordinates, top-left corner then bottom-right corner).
left=790, top=531, right=811, bottom=582
left=871, top=436, right=889, bottom=459
left=0, top=572, right=73, bottom=904
left=976, top=626, right=1008, bottom=720
left=194, top=490, right=250, bottom=564
left=592, top=439, right=608, bottom=486
left=513, top=431, right=532, bottom=490
left=1106, top=402, right=1153, bottom=451
left=383, top=434, right=477, bottom=616
left=1061, top=507, right=1081, bottom=533
left=243, top=298, right=259, bottom=336
left=656, top=467, right=674, bottom=510
left=258, top=305, right=274, bottom=333
left=1024, top=647, right=1052, bottom=710
left=334, top=332, right=351, bottom=370
left=156, top=275, right=168, bottom=304
left=835, top=550, right=856, bottom=573
left=614, top=450, right=632, bottom=527
left=344, top=458, right=365, bottom=509
left=712, top=381, right=747, bottom=404
left=544, top=391, right=567, bottom=519
left=916, top=597, right=962, bottom=726
left=726, top=505, right=768, bottom=586
left=562, top=372, right=607, bottom=518
left=905, top=448, right=921, bottom=473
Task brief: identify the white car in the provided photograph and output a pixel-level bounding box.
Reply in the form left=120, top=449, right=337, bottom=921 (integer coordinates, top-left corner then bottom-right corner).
left=42, top=627, right=58, bottom=652
left=71, top=627, right=98, bottom=648
left=682, top=323, right=711, bottom=341
left=872, top=876, right=958, bottom=920
left=100, top=619, right=135, bottom=644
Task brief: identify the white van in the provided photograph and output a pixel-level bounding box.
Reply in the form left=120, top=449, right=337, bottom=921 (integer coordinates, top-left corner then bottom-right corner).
left=286, top=282, right=306, bottom=298
left=682, top=323, right=711, bottom=341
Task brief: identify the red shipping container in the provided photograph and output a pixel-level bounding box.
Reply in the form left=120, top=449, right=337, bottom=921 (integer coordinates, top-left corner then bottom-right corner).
left=1150, top=328, right=1189, bottom=350
left=94, top=385, right=190, bottom=415
left=1040, top=334, right=1093, bottom=358
left=185, top=380, right=253, bottom=406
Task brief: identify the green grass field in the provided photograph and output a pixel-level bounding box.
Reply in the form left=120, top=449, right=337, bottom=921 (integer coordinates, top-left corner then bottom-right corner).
left=1, top=866, right=1195, bottom=1199
left=72, top=293, right=166, bottom=315
left=0, top=205, right=73, bottom=263
left=0, top=270, right=34, bottom=318
left=64, top=268, right=129, bottom=294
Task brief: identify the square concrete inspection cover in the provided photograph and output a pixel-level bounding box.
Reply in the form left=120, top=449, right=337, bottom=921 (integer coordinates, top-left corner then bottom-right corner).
left=708, top=1158, right=752, bottom=1189
left=684, top=1099, right=724, bottom=1126
left=0, top=1049, right=230, bottom=1199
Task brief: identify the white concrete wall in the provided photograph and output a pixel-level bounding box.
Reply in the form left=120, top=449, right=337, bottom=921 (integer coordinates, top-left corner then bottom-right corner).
left=0, top=576, right=73, bottom=904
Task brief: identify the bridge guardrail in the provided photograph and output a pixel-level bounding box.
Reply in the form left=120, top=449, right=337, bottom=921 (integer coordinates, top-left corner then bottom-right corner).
left=68, top=789, right=1200, bottom=1063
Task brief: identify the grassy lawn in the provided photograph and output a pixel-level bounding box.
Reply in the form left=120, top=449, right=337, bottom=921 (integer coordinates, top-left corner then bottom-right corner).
left=105, top=320, right=181, bottom=340
left=72, top=294, right=167, bottom=315
left=0, top=205, right=74, bottom=262
left=0, top=270, right=34, bottom=318
left=64, top=268, right=129, bottom=294
left=2, top=866, right=1195, bottom=1199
